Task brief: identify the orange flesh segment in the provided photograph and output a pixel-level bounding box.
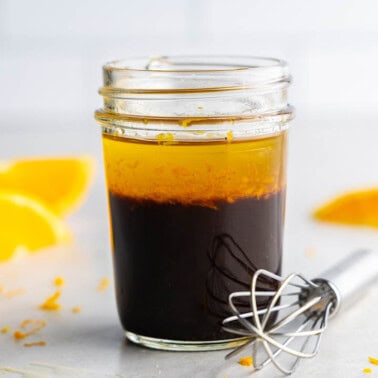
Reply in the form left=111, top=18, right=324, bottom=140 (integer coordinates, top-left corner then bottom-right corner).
left=0, top=193, right=71, bottom=262
left=314, top=189, right=378, bottom=228
left=0, top=157, right=95, bottom=216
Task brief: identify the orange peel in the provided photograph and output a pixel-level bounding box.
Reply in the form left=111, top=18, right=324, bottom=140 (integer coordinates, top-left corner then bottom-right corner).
left=314, top=189, right=378, bottom=228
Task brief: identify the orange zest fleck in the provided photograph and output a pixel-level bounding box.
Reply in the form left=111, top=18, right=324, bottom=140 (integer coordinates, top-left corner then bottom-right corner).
left=20, top=319, right=47, bottom=333
left=97, top=278, right=110, bottom=292
left=54, top=276, right=65, bottom=287
left=226, top=131, right=233, bottom=142
left=39, top=291, right=61, bottom=311
left=14, top=319, right=47, bottom=341
left=14, top=330, right=26, bottom=340
left=369, top=356, right=378, bottom=365
left=363, top=368, right=372, bottom=374
left=5, top=288, right=26, bottom=298
left=156, top=133, right=175, bottom=143
left=72, top=306, right=81, bottom=314
left=239, top=356, right=253, bottom=366
left=0, top=285, right=26, bottom=298
left=1, top=326, right=10, bottom=334
left=23, top=341, right=46, bottom=347
left=180, top=119, right=191, bottom=127
left=305, top=247, right=317, bottom=258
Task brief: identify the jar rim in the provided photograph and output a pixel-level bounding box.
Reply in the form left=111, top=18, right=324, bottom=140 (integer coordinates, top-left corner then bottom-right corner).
left=101, top=55, right=290, bottom=94
left=103, top=55, right=287, bottom=73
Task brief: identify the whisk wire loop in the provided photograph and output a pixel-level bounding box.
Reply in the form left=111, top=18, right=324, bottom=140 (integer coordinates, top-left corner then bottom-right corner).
left=223, top=269, right=334, bottom=375
left=223, top=250, right=378, bottom=375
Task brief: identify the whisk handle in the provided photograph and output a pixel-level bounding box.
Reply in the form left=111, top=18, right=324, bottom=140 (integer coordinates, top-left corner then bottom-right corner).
left=315, top=249, right=378, bottom=317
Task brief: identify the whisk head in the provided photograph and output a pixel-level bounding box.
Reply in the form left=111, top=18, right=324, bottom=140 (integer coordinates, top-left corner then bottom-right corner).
left=222, top=269, right=336, bottom=375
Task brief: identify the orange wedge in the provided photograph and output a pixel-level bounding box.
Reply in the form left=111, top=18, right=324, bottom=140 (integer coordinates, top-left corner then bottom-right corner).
left=314, top=189, right=378, bottom=228
left=0, top=157, right=95, bottom=216
left=0, top=192, right=71, bottom=261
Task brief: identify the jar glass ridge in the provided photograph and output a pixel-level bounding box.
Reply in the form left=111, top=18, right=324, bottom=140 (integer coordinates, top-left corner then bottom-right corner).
left=96, top=55, right=293, bottom=142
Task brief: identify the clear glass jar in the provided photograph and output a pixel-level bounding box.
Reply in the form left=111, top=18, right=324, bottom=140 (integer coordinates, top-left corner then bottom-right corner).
left=95, top=56, right=293, bottom=351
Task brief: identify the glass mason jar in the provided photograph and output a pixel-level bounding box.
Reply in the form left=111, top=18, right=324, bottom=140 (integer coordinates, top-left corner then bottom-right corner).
left=95, top=56, right=293, bottom=351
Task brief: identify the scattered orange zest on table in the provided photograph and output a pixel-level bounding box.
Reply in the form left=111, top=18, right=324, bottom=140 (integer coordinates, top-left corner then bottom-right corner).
left=14, top=330, right=27, bottom=340
left=239, top=356, right=253, bottom=366
left=1, top=326, right=10, bottom=334
left=369, top=356, right=378, bottom=365
left=72, top=306, right=81, bottom=314
left=39, top=291, right=61, bottom=311
left=97, top=278, right=110, bottom=292
left=4, top=288, right=26, bottom=299
left=14, top=319, right=47, bottom=341
left=23, top=341, right=46, bottom=347
left=20, top=319, right=47, bottom=333
left=54, top=276, right=65, bottom=287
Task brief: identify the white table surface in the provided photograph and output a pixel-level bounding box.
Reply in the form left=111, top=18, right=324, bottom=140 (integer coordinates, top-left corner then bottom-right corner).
left=0, top=112, right=378, bottom=377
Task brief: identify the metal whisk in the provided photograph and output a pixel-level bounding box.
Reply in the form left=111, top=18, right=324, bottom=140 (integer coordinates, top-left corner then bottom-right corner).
left=222, top=250, right=378, bottom=375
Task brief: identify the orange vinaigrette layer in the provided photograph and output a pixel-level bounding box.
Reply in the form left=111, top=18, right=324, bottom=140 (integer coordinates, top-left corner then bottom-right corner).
left=102, top=132, right=287, bottom=206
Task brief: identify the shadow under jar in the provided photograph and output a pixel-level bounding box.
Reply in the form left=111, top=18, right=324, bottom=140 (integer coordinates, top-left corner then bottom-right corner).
left=95, top=56, right=294, bottom=351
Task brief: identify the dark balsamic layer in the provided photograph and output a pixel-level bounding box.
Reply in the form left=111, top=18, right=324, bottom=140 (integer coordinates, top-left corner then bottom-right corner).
left=109, top=192, right=284, bottom=341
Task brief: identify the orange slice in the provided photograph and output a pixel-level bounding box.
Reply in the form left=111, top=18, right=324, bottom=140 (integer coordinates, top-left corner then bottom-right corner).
left=314, top=189, right=378, bottom=228
left=0, top=157, right=95, bottom=216
left=0, top=192, right=71, bottom=261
